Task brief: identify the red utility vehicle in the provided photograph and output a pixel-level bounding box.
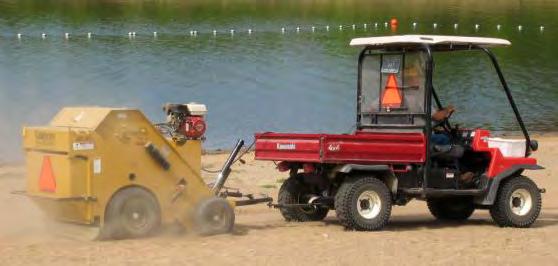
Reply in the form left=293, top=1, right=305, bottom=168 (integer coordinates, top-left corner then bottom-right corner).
left=255, top=35, right=544, bottom=230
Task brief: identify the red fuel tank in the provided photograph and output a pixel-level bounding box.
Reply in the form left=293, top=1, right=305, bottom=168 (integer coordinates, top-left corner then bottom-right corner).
left=180, top=116, right=206, bottom=139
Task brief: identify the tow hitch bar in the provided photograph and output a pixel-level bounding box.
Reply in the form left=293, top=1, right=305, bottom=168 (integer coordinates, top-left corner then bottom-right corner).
left=236, top=195, right=273, bottom=206
left=212, top=139, right=274, bottom=207
left=268, top=197, right=334, bottom=209
left=220, top=189, right=273, bottom=206
left=268, top=203, right=329, bottom=209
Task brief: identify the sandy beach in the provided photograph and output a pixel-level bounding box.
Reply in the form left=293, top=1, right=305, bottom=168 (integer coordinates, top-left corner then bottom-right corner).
left=1, top=135, right=557, bottom=265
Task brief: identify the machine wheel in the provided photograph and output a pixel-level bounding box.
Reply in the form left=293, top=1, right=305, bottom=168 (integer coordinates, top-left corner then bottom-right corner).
left=427, top=197, right=475, bottom=221
left=195, top=197, right=235, bottom=235
left=278, top=176, right=329, bottom=222
left=489, top=176, right=541, bottom=228
left=103, top=187, right=161, bottom=239
left=334, top=177, right=392, bottom=231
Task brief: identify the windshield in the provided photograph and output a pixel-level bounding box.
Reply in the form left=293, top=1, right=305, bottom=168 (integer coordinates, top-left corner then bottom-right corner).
left=359, top=51, right=427, bottom=128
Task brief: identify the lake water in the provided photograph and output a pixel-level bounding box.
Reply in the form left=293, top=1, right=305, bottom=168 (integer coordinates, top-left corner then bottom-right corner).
left=1, top=0, right=557, bottom=162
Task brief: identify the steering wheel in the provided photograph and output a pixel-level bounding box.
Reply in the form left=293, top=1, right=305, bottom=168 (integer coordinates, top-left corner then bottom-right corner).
left=433, top=108, right=455, bottom=133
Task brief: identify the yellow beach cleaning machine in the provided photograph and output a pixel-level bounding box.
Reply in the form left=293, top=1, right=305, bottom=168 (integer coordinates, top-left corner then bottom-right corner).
left=22, top=103, right=271, bottom=239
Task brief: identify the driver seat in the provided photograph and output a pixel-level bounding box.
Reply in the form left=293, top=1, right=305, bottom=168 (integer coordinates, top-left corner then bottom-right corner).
left=431, top=144, right=465, bottom=161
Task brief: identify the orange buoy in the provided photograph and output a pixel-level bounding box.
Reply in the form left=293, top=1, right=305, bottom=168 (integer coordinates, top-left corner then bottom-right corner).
left=390, top=18, right=398, bottom=33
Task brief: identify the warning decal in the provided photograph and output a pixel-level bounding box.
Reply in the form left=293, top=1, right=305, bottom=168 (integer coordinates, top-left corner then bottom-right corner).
left=39, top=156, right=56, bottom=192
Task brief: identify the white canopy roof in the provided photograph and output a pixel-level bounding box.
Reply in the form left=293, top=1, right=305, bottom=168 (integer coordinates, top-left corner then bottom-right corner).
left=350, top=35, right=511, bottom=49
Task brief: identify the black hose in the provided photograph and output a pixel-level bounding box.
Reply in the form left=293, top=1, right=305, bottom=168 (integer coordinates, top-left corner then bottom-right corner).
left=201, top=167, right=221, bottom=173
left=232, top=139, right=255, bottom=164
left=201, top=139, right=256, bottom=173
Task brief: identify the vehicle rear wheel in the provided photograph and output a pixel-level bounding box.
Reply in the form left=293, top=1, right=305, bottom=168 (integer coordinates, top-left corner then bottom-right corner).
left=334, top=177, right=392, bottom=231
left=278, top=176, right=329, bottom=222
left=490, top=176, right=541, bottom=228
left=102, top=187, right=161, bottom=240
left=427, top=197, right=475, bottom=221
left=195, top=197, right=235, bottom=235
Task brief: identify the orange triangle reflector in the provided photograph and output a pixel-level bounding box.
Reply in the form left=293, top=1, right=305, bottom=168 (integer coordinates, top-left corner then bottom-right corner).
left=381, top=74, right=402, bottom=108
left=39, top=156, right=56, bottom=192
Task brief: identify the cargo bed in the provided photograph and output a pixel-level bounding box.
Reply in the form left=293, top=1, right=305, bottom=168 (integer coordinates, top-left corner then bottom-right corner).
left=254, top=131, right=426, bottom=164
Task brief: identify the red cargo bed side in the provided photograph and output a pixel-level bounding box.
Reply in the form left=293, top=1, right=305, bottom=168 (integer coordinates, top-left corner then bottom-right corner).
left=255, top=131, right=426, bottom=164
left=321, top=132, right=426, bottom=164
left=254, top=133, right=323, bottom=162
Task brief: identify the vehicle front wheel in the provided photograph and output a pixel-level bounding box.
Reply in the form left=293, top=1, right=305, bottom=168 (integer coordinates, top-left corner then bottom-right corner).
left=278, top=176, right=329, bottom=222
left=490, top=176, right=541, bottom=228
left=334, top=177, right=392, bottom=231
left=427, top=197, right=475, bottom=221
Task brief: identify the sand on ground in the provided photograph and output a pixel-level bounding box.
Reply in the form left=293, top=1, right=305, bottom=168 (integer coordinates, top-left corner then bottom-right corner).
left=1, top=136, right=557, bottom=265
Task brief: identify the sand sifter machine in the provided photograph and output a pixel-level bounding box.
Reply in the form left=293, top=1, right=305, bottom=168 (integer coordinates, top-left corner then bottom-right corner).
left=22, top=103, right=271, bottom=239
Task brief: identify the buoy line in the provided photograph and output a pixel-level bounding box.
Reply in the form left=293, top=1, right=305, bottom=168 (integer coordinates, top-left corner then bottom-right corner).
left=7, top=21, right=547, bottom=40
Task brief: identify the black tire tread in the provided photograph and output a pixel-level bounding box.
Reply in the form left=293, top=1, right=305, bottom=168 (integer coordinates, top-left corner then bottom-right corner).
left=427, top=197, right=475, bottom=221
left=278, top=177, right=329, bottom=222
left=103, top=187, right=161, bottom=240
left=195, top=197, right=235, bottom=235
left=334, top=176, right=392, bottom=231
left=489, top=176, right=542, bottom=228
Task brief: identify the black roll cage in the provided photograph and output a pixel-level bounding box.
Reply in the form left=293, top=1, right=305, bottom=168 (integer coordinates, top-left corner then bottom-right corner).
left=356, top=44, right=534, bottom=189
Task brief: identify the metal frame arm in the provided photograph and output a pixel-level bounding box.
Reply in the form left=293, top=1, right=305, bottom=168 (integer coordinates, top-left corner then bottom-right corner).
left=422, top=45, right=434, bottom=193
left=480, top=47, right=533, bottom=156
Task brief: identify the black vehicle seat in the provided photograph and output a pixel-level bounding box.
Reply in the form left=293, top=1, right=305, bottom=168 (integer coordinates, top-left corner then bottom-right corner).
left=431, top=144, right=465, bottom=161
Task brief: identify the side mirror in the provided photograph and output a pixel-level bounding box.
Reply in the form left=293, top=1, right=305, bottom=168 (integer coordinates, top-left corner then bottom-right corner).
left=529, top=140, right=539, bottom=151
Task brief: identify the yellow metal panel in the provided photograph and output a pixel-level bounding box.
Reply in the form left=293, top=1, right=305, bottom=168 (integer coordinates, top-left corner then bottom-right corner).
left=25, top=145, right=92, bottom=198
left=89, top=109, right=210, bottom=226
left=23, top=127, right=71, bottom=153
left=49, top=107, right=119, bottom=129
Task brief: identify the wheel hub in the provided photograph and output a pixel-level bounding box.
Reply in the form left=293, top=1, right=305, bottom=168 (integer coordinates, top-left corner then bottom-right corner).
left=125, top=209, right=148, bottom=229
left=357, top=191, right=382, bottom=219
left=206, top=207, right=226, bottom=227
left=123, top=198, right=150, bottom=231
left=299, top=195, right=319, bottom=214
left=509, top=188, right=533, bottom=216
